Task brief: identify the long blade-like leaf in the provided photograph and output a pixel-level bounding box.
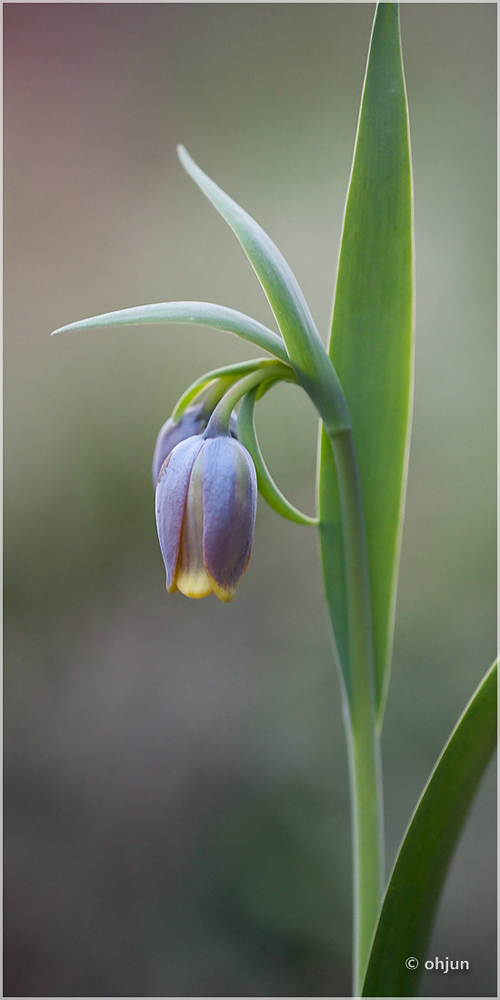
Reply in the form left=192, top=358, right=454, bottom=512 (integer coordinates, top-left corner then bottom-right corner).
left=177, top=146, right=351, bottom=436
left=51, top=301, right=290, bottom=363
left=362, top=659, right=497, bottom=997
left=320, top=2, right=413, bottom=718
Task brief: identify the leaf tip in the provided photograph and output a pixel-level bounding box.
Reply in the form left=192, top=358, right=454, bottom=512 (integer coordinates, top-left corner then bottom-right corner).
left=177, top=144, right=191, bottom=169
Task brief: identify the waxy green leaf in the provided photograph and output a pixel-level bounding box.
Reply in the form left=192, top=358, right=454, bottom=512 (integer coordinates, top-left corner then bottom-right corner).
left=52, top=301, right=289, bottom=364
left=362, top=659, right=497, bottom=997
left=319, top=2, right=413, bottom=717
left=177, top=146, right=351, bottom=436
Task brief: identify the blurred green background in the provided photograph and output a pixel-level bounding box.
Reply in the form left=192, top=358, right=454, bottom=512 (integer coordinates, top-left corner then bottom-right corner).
left=4, top=4, right=496, bottom=997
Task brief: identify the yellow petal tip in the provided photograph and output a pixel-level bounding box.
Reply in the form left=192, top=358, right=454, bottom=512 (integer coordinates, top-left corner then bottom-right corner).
left=175, top=568, right=214, bottom=599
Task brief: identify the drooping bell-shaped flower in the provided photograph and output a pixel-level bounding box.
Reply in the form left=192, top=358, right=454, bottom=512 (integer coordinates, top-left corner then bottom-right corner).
left=155, top=430, right=257, bottom=601
left=152, top=404, right=238, bottom=486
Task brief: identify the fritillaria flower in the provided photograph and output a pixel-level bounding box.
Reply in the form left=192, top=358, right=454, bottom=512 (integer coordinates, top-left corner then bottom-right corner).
left=155, top=430, right=257, bottom=601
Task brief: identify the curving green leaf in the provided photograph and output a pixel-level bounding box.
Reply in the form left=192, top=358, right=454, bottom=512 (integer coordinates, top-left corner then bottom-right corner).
left=51, top=301, right=289, bottom=364
left=237, top=387, right=317, bottom=526
left=177, top=145, right=351, bottom=436
left=319, top=2, right=413, bottom=719
left=362, top=659, right=497, bottom=997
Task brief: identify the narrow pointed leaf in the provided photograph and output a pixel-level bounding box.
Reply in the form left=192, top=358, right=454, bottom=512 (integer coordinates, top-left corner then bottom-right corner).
left=319, top=2, right=413, bottom=717
left=237, top=388, right=317, bottom=526
left=362, top=659, right=497, bottom=997
left=178, top=146, right=351, bottom=435
left=51, top=301, right=289, bottom=364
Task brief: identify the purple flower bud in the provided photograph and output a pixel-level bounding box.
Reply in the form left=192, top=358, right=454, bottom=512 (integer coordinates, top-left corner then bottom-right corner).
left=155, top=432, right=257, bottom=601
left=152, top=405, right=238, bottom=486
left=152, top=405, right=208, bottom=486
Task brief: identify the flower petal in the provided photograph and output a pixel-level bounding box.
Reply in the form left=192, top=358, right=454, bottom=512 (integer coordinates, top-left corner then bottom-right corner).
left=152, top=406, right=208, bottom=486
left=175, top=450, right=214, bottom=598
left=155, top=436, right=204, bottom=590
left=175, top=566, right=214, bottom=598
left=201, top=437, right=257, bottom=594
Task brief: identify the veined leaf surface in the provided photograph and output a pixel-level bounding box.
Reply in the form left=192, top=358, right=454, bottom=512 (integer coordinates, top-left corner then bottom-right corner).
left=52, top=301, right=289, bottom=364
left=178, top=146, right=351, bottom=436
left=320, top=2, right=413, bottom=717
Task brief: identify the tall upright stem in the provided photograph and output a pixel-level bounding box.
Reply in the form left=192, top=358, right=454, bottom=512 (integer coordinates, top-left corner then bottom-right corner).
left=323, top=429, right=384, bottom=995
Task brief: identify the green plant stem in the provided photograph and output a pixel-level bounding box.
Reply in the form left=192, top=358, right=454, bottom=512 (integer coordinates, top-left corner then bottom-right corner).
left=205, top=363, right=293, bottom=434
left=324, top=429, right=384, bottom=995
